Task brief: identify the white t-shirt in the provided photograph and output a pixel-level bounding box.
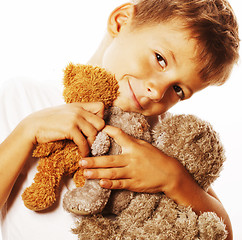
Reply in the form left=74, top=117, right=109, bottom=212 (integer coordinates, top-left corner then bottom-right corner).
left=0, top=79, right=76, bottom=240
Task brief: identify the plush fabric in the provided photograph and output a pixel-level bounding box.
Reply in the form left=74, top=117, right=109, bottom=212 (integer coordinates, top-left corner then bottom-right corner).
left=21, top=64, right=119, bottom=211
left=64, top=108, right=227, bottom=240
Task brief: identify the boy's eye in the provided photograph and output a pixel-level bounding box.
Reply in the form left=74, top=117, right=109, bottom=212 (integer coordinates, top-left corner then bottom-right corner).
left=155, top=53, right=167, bottom=69
left=173, top=85, right=185, bottom=99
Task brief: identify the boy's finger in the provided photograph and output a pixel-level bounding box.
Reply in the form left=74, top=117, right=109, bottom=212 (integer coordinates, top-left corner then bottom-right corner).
left=75, top=103, right=105, bottom=131
left=71, top=131, right=90, bottom=157
left=78, top=102, right=105, bottom=118
left=102, top=125, right=135, bottom=147
left=81, top=112, right=105, bottom=132
left=99, top=179, right=132, bottom=190
left=80, top=155, right=127, bottom=168
left=76, top=117, right=99, bottom=144
left=83, top=167, right=128, bottom=180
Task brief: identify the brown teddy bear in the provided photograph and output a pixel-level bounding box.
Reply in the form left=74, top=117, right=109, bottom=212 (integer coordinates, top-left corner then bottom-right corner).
left=21, top=63, right=119, bottom=211
left=63, top=111, right=227, bottom=239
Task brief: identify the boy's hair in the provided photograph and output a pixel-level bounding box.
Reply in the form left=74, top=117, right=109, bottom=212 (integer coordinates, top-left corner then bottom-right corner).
left=131, top=0, right=240, bottom=86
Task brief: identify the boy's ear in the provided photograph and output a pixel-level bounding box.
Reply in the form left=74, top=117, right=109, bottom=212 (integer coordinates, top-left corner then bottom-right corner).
left=107, top=3, right=134, bottom=37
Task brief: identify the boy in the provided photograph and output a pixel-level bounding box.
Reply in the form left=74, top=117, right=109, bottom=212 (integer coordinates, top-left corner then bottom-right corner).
left=0, top=0, right=239, bottom=239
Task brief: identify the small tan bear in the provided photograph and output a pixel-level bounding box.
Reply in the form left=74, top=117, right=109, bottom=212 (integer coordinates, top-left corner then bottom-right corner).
left=22, top=63, right=119, bottom=211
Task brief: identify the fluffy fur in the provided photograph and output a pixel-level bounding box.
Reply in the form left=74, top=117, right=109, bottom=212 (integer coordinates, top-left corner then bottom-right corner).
left=64, top=108, right=227, bottom=240
left=63, top=107, right=151, bottom=215
left=21, top=63, right=119, bottom=211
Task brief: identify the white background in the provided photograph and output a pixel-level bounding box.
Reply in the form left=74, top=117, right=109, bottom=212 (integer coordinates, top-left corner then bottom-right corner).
left=0, top=0, right=241, bottom=239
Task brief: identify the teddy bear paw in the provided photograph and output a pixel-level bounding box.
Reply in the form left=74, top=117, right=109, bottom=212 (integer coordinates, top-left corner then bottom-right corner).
left=63, top=180, right=111, bottom=215
left=22, top=184, right=57, bottom=211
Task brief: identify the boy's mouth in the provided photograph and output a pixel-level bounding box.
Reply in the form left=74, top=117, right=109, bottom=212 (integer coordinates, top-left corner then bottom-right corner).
left=128, top=80, right=143, bottom=110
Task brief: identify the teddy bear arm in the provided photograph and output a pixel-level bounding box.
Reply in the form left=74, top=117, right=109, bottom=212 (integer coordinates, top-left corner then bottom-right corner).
left=32, top=140, right=66, bottom=158
left=73, top=168, right=85, bottom=188
left=198, top=212, right=228, bottom=240
left=22, top=140, right=81, bottom=211
left=63, top=180, right=111, bottom=215
left=104, top=190, right=134, bottom=215
left=22, top=154, right=65, bottom=211
left=63, top=132, right=112, bottom=215
left=91, top=131, right=111, bottom=156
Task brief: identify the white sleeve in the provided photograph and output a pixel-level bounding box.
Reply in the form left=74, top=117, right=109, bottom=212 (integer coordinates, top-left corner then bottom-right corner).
left=0, top=78, right=64, bottom=143
left=0, top=79, right=76, bottom=240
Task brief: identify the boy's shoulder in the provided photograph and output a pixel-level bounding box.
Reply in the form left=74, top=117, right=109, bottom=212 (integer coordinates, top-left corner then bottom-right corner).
left=0, top=78, right=64, bottom=108
left=0, top=78, right=64, bottom=142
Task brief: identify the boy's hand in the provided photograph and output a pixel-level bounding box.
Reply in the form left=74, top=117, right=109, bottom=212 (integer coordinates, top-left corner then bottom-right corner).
left=23, top=102, right=105, bottom=157
left=80, top=125, right=182, bottom=193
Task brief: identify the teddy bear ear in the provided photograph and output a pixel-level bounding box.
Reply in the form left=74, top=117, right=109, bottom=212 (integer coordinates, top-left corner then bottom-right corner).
left=63, top=62, right=79, bottom=87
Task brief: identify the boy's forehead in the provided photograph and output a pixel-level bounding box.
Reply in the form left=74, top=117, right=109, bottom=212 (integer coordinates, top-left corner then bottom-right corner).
left=132, top=18, right=194, bottom=47
left=132, top=17, right=189, bottom=33
left=144, top=21, right=198, bottom=60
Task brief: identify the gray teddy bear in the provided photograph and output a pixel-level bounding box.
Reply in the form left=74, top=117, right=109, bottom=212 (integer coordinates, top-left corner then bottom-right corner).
left=63, top=107, right=227, bottom=240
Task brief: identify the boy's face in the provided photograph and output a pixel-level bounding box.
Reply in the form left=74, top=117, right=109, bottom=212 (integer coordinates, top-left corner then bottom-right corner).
left=102, top=18, right=207, bottom=116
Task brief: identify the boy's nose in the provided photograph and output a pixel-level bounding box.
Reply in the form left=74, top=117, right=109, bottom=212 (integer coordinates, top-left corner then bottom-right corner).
left=146, top=83, right=166, bottom=102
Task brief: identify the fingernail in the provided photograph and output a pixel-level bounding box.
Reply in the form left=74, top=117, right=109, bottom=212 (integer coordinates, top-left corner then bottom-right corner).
left=100, top=179, right=111, bottom=188
left=99, top=179, right=105, bottom=187
left=83, top=170, right=92, bottom=178
left=80, top=160, right=88, bottom=167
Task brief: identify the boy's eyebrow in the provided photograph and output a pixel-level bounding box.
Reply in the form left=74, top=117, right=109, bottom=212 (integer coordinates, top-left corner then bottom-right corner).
left=169, top=50, right=177, bottom=66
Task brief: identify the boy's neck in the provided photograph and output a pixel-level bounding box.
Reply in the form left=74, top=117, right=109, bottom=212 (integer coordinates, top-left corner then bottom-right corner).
left=87, top=33, right=112, bottom=67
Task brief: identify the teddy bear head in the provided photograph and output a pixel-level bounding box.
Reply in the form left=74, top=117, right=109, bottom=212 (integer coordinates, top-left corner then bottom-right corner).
left=152, top=114, right=226, bottom=190
left=63, top=63, right=119, bottom=108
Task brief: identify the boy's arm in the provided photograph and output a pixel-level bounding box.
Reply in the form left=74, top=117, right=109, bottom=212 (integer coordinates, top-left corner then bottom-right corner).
left=0, top=102, right=105, bottom=209
left=167, top=167, right=233, bottom=240
left=81, top=125, right=233, bottom=240
left=0, top=122, right=35, bottom=209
